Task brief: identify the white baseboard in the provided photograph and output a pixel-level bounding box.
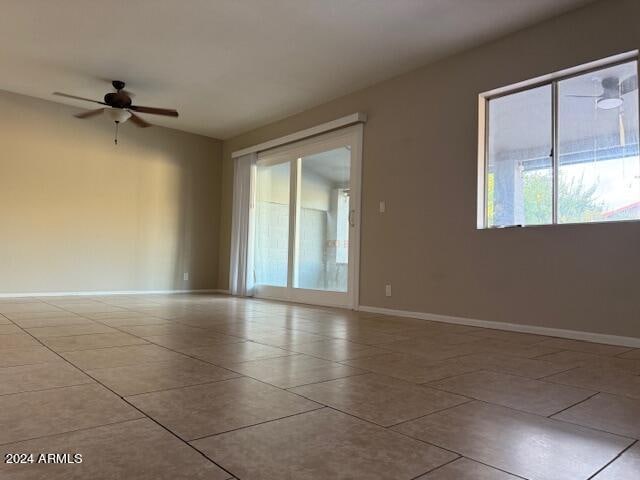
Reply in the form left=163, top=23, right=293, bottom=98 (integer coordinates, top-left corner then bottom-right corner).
left=0, top=289, right=227, bottom=298
left=359, top=305, right=640, bottom=349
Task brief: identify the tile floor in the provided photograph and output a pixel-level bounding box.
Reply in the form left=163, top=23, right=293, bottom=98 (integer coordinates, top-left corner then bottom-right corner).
left=0, top=294, right=638, bottom=479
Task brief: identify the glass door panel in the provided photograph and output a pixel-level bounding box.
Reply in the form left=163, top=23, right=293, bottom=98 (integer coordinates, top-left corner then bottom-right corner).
left=253, top=161, right=290, bottom=287
left=294, top=147, right=351, bottom=292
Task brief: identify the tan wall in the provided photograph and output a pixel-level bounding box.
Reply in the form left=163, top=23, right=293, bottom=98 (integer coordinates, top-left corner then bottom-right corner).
left=0, top=90, right=222, bottom=294
left=220, top=0, right=640, bottom=338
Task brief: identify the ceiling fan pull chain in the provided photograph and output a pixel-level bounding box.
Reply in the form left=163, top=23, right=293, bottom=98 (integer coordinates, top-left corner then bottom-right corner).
left=114, top=121, right=119, bottom=145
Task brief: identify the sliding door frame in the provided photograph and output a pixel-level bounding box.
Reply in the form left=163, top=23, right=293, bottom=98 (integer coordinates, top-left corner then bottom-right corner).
left=252, top=125, right=363, bottom=310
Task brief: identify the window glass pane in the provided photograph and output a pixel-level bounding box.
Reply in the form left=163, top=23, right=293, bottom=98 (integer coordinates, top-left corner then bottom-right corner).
left=487, top=85, right=553, bottom=227
left=294, top=147, right=350, bottom=292
left=558, top=61, right=640, bottom=223
left=254, top=161, right=290, bottom=287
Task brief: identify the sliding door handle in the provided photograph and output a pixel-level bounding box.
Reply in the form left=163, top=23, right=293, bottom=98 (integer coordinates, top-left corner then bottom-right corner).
left=349, top=209, right=356, bottom=227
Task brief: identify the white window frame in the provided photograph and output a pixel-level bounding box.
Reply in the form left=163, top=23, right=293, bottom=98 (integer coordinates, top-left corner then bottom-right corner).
left=477, top=50, right=640, bottom=229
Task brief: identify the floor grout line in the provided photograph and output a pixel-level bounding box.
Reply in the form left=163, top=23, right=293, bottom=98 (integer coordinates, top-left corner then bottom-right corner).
left=417, top=373, right=597, bottom=418
left=408, top=455, right=461, bottom=479
left=587, top=439, right=638, bottom=479
left=415, top=454, right=532, bottom=480
left=121, top=375, right=247, bottom=398
left=385, top=399, right=475, bottom=430
left=550, top=415, right=638, bottom=441
left=387, top=421, right=533, bottom=480
left=0, top=417, right=146, bottom=448
left=187, top=406, right=327, bottom=443
left=546, top=391, right=601, bottom=418
left=536, top=365, right=583, bottom=380
left=460, top=459, right=530, bottom=480
left=0, top=378, right=96, bottom=398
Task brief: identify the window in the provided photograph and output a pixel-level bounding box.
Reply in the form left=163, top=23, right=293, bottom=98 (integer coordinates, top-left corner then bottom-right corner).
left=479, top=54, right=640, bottom=228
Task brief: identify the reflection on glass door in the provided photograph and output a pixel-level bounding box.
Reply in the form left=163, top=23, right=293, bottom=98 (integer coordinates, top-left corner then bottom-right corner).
left=294, top=147, right=350, bottom=292
left=251, top=126, right=361, bottom=309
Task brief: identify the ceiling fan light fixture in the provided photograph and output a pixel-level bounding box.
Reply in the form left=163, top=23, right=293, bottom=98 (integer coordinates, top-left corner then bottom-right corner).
left=107, top=108, right=131, bottom=123
left=597, top=97, right=623, bottom=110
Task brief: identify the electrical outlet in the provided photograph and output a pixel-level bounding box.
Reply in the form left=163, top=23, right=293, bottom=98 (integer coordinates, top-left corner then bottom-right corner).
left=183, top=272, right=189, bottom=281
left=385, top=284, right=392, bottom=297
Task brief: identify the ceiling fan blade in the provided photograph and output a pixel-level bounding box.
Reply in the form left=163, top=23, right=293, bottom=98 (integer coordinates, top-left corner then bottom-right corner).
left=129, top=105, right=179, bottom=117
left=564, top=94, right=601, bottom=98
left=74, top=108, right=105, bottom=119
left=621, top=75, right=638, bottom=95
left=53, top=92, right=107, bottom=105
left=129, top=112, right=152, bottom=128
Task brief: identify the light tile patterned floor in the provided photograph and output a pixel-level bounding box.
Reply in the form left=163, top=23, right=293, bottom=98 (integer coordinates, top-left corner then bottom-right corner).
left=0, top=293, right=638, bottom=479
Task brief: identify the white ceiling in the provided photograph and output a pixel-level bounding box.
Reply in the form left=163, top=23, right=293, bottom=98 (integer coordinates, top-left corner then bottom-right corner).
left=0, top=0, right=595, bottom=139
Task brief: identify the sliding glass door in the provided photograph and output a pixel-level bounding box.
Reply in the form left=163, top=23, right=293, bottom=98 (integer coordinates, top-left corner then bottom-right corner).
left=252, top=126, right=361, bottom=308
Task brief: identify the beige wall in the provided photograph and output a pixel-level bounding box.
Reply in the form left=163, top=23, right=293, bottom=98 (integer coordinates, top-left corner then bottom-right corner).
left=0, top=90, right=222, bottom=294
left=220, top=0, right=640, bottom=338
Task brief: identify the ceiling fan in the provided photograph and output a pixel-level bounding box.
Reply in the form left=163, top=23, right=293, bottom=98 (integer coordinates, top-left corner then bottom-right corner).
left=566, top=74, right=638, bottom=146
left=53, top=81, right=179, bottom=143
left=566, top=74, right=638, bottom=109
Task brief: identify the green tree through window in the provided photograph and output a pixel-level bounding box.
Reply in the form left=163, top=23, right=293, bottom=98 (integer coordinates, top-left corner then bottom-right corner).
left=523, top=173, right=605, bottom=224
